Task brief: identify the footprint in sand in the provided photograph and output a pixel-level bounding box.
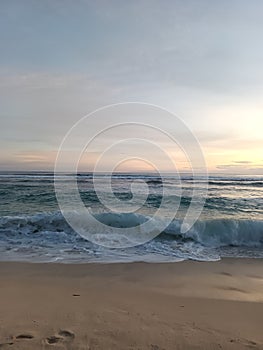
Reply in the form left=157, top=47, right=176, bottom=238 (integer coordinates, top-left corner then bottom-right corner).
left=0, top=342, right=14, bottom=348
left=230, top=338, right=258, bottom=348
left=218, top=271, right=233, bottom=277
left=219, top=286, right=248, bottom=294
left=46, top=336, right=62, bottom=345
left=58, top=330, right=75, bottom=340
left=0, top=334, right=34, bottom=348
left=16, top=334, right=34, bottom=340
left=46, top=330, right=75, bottom=345
left=151, top=345, right=161, bottom=350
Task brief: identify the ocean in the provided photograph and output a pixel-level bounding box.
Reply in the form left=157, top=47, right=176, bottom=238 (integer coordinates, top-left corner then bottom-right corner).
left=0, top=172, right=262, bottom=263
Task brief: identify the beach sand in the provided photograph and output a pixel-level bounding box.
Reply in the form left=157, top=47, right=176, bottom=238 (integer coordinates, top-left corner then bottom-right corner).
left=0, top=259, right=262, bottom=349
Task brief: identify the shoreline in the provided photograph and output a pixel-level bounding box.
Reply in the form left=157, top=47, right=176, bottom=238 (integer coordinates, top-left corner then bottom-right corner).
left=0, top=258, right=262, bottom=349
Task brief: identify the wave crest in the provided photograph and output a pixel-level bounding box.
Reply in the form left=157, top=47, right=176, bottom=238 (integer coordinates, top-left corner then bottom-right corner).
left=0, top=212, right=262, bottom=249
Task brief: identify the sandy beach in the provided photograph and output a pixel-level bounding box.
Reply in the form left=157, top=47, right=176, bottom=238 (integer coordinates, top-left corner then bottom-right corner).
left=0, top=259, right=262, bottom=349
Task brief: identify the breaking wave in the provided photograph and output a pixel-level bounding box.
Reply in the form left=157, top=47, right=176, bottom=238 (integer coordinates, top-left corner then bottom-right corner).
left=0, top=211, right=262, bottom=249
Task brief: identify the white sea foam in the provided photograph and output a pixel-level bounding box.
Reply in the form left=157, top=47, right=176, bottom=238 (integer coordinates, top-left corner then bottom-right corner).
left=1, top=211, right=263, bottom=247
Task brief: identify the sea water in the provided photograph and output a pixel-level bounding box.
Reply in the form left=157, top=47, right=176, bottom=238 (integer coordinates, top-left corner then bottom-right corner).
left=0, top=172, right=262, bottom=263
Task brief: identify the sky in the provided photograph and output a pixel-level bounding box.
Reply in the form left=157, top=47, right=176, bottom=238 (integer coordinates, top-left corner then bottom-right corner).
left=0, top=0, right=262, bottom=174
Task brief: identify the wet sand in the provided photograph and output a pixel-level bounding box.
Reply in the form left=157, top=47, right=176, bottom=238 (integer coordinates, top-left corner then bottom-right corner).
left=0, top=258, right=262, bottom=349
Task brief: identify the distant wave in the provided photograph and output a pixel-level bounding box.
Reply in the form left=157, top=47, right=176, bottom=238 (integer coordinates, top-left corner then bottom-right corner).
left=146, top=179, right=163, bottom=185
left=208, top=181, right=263, bottom=187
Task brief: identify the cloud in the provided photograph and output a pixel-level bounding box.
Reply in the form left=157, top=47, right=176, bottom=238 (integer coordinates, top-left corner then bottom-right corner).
left=233, top=160, right=252, bottom=164
left=216, top=162, right=263, bottom=174
left=216, top=164, right=247, bottom=169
